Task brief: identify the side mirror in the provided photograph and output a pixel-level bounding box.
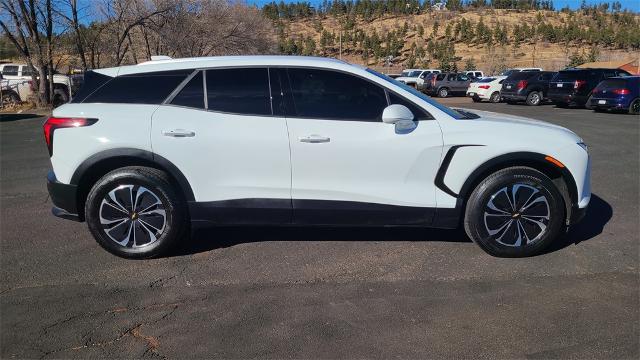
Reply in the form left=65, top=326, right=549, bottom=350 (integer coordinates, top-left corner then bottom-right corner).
left=382, top=104, right=416, bottom=134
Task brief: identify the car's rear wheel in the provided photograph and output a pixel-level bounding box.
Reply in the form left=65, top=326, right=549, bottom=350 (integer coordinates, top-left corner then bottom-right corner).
left=85, top=166, right=188, bottom=259
left=472, top=96, right=482, bottom=102
left=489, top=92, right=501, bottom=103
left=438, top=88, right=449, bottom=98
left=464, top=167, right=565, bottom=257
left=629, top=98, right=640, bottom=115
left=526, top=91, right=542, bottom=106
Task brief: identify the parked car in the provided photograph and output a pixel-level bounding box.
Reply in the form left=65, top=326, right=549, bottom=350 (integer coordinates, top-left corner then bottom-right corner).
left=501, top=71, right=556, bottom=106
left=424, top=72, right=473, bottom=97
left=0, top=63, right=83, bottom=106
left=396, top=68, right=441, bottom=88
left=466, top=76, right=506, bottom=103
left=588, top=76, right=640, bottom=115
left=465, top=70, right=484, bottom=79
left=499, top=68, right=543, bottom=77
left=548, top=68, right=631, bottom=108
left=45, top=55, right=590, bottom=259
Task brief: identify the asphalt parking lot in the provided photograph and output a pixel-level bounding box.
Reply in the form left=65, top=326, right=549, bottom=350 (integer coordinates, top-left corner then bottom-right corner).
left=1, top=99, right=638, bottom=358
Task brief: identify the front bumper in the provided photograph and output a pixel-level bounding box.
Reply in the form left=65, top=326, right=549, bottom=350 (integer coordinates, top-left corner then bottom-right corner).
left=47, top=171, right=82, bottom=221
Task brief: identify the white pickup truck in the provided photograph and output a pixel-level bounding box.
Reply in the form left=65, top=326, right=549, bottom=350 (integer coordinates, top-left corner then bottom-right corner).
left=0, top=63, right=83, bottom=105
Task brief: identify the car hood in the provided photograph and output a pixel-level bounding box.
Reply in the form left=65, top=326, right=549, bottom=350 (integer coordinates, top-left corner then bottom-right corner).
left=457, top=108, right=582, bottom=141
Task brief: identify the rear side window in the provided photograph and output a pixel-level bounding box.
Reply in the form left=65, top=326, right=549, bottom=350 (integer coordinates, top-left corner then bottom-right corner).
left=171, top=71, right=204, bottom=109
left=554, top=71, right=587, bottom=81
left=436, top=74, right=446, bottom=81
left=2, top=66, right=19, bottom=76
left=508, top=72, right=537, bottom=81
left=388, top=92, right=432, bottom=120
left=82, top=70, right=191, bottom=104
left=71, top=71, right=113, bottom=103
left=286, top=68, right=387, bottom=121
left=206, top=68, right=271, bottom=115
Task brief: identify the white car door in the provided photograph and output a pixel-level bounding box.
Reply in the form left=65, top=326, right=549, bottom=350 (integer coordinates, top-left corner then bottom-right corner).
left=280, top=67, right=443, bottom=225
left=151, top=68, right=292, bottom=223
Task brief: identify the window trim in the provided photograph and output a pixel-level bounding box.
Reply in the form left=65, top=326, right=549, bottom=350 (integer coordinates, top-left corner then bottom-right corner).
left=160, top=64, right=434, bottom=121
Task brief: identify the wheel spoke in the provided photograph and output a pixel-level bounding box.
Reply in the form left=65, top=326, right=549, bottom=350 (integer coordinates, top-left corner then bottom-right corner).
left=98, top=184, right=166, bottom=248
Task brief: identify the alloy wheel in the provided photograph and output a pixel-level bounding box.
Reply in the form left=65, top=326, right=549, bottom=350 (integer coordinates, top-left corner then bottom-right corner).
left=483, top=184, right=550, bottom=247
left=99, top=184, right=167, bottom=248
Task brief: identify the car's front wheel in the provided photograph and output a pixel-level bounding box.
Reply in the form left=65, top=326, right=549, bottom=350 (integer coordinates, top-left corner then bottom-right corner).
left=85, top=166, right=188, bottom=259
left=464, top=167, right=565, bottom=257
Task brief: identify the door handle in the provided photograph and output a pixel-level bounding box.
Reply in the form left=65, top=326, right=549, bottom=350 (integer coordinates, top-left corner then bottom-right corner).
left=162, top=129, right=195, bottom=138
left=299, top=135, right=330, bottom=143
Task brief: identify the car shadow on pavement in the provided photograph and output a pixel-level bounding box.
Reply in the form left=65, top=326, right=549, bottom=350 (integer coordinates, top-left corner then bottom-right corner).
left=0, top=113, right=41, bottom=122
left=174, top=193, right=612, bottom=257
left=543, top=193, right=612, bottom=254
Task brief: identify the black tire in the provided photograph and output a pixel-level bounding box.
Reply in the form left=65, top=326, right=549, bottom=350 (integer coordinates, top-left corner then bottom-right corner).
left=52, top=87, right=69, bottom=108
left=629, top=98, right=640, bottom=115
left=472, top=96, right=482, bottom=103
left=85, top=166, right=188, bottom=259
left=464, top=166, right=566, bottom=257
left=1, top=91, right=20, bottom=104
left=438, top=87, right=449, bottom=98
left=489, top=91, right=501, bottom=103
left=525, top=91, right=542, bottom=106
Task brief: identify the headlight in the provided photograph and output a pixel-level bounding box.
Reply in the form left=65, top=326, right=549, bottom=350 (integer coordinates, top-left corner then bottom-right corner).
left=577, top=142, right=588, bottom=153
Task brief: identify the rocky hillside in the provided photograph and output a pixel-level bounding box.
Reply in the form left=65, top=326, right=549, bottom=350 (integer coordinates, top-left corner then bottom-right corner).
left=267, top=2, right=640, bottom=74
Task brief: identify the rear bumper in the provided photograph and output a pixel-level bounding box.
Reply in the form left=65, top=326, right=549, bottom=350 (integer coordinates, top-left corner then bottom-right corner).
left=548, top=93, right=588, bottom=106
left=47, top=171, right=82, bottom=222
left=589, top=97, right=630, bottom=110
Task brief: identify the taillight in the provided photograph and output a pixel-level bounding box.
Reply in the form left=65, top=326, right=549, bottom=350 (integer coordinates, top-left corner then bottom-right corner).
left=478, top=85, right=490, bottom=89
left=516, top=80, right=527, bottom=90
left=612, top=88, right=630, bottom=95
left=574, top=80, right=586, bottom=89
left=43, top=117, right=97, bottom=156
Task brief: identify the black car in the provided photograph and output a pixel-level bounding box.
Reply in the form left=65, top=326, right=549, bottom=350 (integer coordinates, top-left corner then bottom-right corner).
left=548, top=68, right=631, bottom=108
left=501, top=71, right=556, bottom=106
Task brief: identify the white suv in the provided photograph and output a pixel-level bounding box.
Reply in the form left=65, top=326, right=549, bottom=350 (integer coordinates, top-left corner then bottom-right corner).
left=45, top=56, right=590, bottom=259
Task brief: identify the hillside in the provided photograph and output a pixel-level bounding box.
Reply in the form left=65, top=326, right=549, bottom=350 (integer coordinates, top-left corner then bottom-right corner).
left=271, top=5, right=640, bottom=74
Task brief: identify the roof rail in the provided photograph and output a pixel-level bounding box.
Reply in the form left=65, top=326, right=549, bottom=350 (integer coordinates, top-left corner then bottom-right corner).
left=150, top=55, right=172, bottom=61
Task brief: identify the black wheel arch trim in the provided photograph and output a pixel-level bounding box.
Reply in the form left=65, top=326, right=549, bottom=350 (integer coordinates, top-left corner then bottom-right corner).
left=436, top=148, right=579, bottom=208
left=70, top=148, right=195, bottom=202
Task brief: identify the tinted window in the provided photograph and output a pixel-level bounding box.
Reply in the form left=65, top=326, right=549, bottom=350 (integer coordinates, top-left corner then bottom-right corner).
left=446, top=74, right=456, bottom=81
left=21, top=66, right=32, bottom=76
left=83, top=70, right=191, bottom=104
left=540, top=72, right=554, bottom=81
left=436, top=74, right=446, bottom=81
left=388, top=92, right=431, bottom=120
left=287, top=68, right=387, bottom=121
left=457, top=74, right=470, bottom=81
left=554, top=70, right=587, bottom=81
left=507, top=72, right=537, bottom=81
left=478, top=77, right=496, bottom=83
left=171, top=71, right=204, bottom=109
left=2, top=66, right=18, bottom=76
left=71, top=71, right=113, bottom=103
left=206, top=68, right=271, bottom=115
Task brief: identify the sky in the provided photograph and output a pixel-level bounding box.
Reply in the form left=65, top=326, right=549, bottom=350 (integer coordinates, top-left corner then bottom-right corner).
left=248, top=0, right=640, bottom=12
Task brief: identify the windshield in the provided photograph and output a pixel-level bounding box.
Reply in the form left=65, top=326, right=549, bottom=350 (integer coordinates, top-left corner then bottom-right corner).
left=478, top=77, right=496, bottom=83
left=366, top=68, right=467, bottom=120
left=500, top=69, right=516, bottom=76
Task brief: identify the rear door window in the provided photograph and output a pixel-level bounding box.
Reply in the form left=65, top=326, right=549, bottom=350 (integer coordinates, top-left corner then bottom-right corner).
left=286, top=68, right=387, bottom=121
left=171, top=71, right=204, bottom=109
left=206, top=68, right=271, bottom=116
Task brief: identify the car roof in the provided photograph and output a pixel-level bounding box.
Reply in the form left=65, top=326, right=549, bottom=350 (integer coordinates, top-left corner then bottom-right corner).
left=95, top=55, right=355, bottom=77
